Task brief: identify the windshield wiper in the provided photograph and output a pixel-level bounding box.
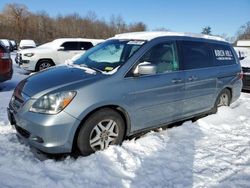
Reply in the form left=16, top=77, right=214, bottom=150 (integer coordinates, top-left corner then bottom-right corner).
left=79, top=64, right=103, bottom=73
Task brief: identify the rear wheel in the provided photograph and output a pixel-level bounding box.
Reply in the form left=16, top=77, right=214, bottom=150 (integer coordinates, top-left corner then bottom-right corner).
left=212, top=89, right=231, bottom=114
left=217, top=89, right=231, bottom=107
left=35, top=60, right=54, bottom=71
left=77, top=108, right=125, bottom=156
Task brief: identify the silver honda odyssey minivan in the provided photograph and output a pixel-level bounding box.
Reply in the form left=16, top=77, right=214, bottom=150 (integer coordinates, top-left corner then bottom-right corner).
left=8, top=32, right=242, bottom=156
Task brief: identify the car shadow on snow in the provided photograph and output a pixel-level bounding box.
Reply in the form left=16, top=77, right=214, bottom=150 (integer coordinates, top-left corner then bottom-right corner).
left=242, top=90, right=250, bottom=94
left=127, top=121, right=203, bottom=188
left=0, top=66, right=29, bottom=92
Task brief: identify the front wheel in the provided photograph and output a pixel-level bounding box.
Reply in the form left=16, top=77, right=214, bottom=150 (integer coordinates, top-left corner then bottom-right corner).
left=35, top=60, right=54, bottom=71
left=77, top=108, right=125, bottom=156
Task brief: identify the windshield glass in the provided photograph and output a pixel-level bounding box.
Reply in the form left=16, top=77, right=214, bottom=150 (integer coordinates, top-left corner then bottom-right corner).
left=73, top=39, right=145, bottom=72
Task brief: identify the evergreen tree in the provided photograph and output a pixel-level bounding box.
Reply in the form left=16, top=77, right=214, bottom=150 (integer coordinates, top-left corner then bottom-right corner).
left=202, top=26, right=212, bottom=35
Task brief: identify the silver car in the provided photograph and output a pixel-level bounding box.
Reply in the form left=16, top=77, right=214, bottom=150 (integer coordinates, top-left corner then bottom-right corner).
left=8, top=32, right=242, bottom=156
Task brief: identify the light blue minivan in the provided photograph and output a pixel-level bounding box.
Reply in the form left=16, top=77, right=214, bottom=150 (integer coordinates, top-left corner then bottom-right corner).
left=8, top=32, right=242, bottom=156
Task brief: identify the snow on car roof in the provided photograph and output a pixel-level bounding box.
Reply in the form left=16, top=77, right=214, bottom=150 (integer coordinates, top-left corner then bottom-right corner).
left=19, top=40, right=36, bottom=47
left=0, top=39, right=10, bottom=46
left=49, top=38, right=104, bottom=48
left=112, top=31, right=226, bottom=42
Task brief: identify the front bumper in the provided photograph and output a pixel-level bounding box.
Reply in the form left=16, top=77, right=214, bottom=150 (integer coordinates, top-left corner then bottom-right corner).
left=20, top=59, right=36, bottom=71
left=7, top=106, right=81, bottom=154
left=242, top=75, right=250, bottom=91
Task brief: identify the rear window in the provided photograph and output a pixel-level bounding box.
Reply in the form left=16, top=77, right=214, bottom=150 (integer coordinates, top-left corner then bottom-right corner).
left=61, top=42, right=94, bottom=51
left=0, top=43, right=6, bottom=52
left=0, top=43, right=8, bottom=53
left=79, top=42, right=93, bottom=50
left=210, top=44, right=235, bottom=66
left=179, top=41, right=213, bottom=70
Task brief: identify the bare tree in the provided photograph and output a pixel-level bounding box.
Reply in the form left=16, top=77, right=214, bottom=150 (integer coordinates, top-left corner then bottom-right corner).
left=3, top=3, right=30, bottom=40
left=237, top=21, right=250, bottom=40
left=0, top=3, right=147, bottom=43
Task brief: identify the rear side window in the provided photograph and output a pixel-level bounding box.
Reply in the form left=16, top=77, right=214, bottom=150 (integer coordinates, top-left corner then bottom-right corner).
left=179, top=41, right=213, bottom=70
left=61, top=42, right=79, bottom=50
left=210, top=44, right=235, bottom=66
left=79, top=42, right=93, bottom=50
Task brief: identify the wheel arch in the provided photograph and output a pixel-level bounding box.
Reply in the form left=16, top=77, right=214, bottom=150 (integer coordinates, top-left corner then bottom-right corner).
left=222, top=86, right=232, bottom=103
left=35, top=58, right=55, bottom=71
left=71, top=105, right=131, bottom=153
left=37, top=58, right=55, bottom=64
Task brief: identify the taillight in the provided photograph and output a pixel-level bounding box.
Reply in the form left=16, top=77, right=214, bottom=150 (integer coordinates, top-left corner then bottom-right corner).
left=239, top=70, right=243, bottom=80
left=0, top=49, right=10, bottom=60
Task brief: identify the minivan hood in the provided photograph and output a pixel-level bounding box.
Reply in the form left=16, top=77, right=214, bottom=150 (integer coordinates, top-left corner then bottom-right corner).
left=21, top=65, right=102, bottom=97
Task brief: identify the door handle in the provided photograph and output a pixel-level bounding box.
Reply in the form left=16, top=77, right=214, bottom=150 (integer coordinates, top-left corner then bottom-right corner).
left=172, top=78, right=183, bottom=84
left=188, top=76, right=198, bottom=82
left=193, top=76, right=198, bottom=81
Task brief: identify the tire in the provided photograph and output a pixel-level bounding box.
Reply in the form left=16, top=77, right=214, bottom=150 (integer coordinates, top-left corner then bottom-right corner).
left=35, top=60, right=54, bottom=71
left=212, top=88, right=231, bottom=114
left=77, top=108, right=125, bottom=156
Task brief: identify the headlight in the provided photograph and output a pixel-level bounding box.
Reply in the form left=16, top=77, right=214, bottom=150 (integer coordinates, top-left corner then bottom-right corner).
left=24, top=53, right=34, bottom=57
left=30, top=91, right=76, bottom=114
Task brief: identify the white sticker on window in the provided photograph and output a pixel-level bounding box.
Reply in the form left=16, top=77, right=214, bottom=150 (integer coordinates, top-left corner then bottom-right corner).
left=214, top=49, right=233, bottom=61
left=127, top=41, right=145, bottom=45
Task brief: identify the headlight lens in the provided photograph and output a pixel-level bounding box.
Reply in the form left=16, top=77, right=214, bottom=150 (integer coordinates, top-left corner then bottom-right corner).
left=24, top=53, right=34, bottom=57
left=30, top=91, right=76, bottom=114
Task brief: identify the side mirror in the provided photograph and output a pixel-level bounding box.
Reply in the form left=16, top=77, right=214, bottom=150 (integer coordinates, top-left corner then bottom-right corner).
left=134, top=62, right=157, bottom=76
left=238, top=51, right=246, bottom=61
left=239, top=56, right=245, bottom=61
left=57, top=46, right=65, bottom=51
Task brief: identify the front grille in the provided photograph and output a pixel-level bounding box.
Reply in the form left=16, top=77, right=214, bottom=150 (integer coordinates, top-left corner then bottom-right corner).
left=242, top=67, right=250, bottom=72
left=16, top=53, right=22, bottom=64
left=242, top=67, right=250, bottom=81
left=11, top=96, right=24, bottom=110
left=15, top=124, right=30, bottom=138
left=11, top=80, right=30, bottom=111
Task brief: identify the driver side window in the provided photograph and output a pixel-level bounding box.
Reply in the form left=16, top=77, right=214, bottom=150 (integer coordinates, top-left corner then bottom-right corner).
left=138, top=42, right=179, bottom=74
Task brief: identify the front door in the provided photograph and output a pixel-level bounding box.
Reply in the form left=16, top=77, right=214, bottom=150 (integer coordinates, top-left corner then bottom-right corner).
left=129, top=41, right=185, bottom=131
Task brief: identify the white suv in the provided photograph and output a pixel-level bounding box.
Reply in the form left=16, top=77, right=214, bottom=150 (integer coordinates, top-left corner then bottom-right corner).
left=19, top=39, right=36, bottom=50
left=18, top=38, right=103, bottom=71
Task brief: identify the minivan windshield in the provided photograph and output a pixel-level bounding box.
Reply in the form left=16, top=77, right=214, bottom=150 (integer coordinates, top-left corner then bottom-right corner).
left=73, top=39, right=145, bottom=73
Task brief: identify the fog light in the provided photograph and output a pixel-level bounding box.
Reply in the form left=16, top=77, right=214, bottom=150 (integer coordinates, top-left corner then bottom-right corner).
left=22, top=60, right=30, bottom=64
left=30, top=136, right=44, bottom=143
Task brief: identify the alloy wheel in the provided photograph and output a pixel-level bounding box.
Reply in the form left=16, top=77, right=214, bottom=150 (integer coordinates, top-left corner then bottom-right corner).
left=218, top=93, right=229, bottom=106
left=39, top=62, right=52, bottom=70
left=89, top=119, right=119, bottom=151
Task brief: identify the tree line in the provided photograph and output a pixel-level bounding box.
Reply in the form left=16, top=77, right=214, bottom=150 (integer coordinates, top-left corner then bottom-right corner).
left=0, top=3, right=146, bottom=44
left=0, top=3, right=249, bottom=45
left=201, top=24, right=250, bottom=44
left=236, top=21, right=250, bottom=40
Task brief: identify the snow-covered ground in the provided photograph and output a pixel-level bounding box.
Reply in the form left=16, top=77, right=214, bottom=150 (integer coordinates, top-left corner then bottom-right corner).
left=0, top=54, right=249, bottom=188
